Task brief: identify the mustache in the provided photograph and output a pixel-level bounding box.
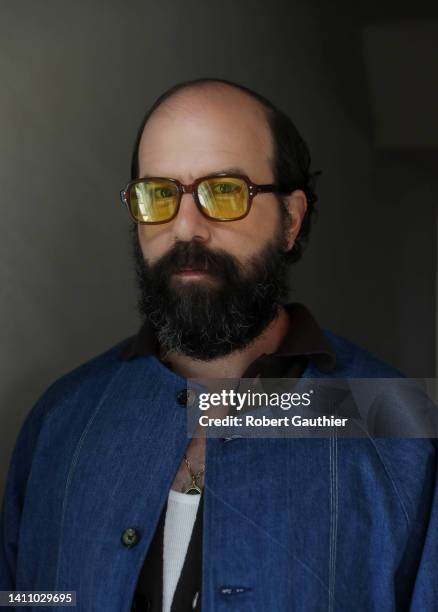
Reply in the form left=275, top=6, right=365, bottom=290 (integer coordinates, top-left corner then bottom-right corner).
left=148, top=241, right=241, bottom=278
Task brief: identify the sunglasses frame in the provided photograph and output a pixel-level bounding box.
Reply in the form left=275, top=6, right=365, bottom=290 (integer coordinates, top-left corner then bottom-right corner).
left=120, top=173, right=296, bottom=224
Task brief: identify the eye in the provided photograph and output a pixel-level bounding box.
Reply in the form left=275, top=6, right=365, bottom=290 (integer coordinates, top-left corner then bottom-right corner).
left=154, top=186, right=175, bottom=199
left=213, top=182, right=240, bottom=195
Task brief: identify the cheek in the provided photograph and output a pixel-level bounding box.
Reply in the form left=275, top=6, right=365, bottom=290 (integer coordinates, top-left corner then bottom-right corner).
left=253, top=196, right=282, bottom=229
left=212, top=217, right=279, bottom=261
left=231, top=198, right=282, bottom=248
left=137, top=226, right=172, bottom=263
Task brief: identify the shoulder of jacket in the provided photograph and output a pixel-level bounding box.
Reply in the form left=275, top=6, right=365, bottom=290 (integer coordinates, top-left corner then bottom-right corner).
left=322, top=329, right=404, bottom=378
left=3, top=337, right=137, bottom=493
left=322, top=330, right=438, bottom=525
left=28, top=336, right=135, bottom=426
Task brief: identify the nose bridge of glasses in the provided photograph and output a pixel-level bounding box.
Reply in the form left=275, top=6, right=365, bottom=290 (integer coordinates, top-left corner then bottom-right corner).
left=178, top=182, right=204, bottom=215
left=177, top=182, right=205, bottom=220
left=180, top=181, right=196, bottom=196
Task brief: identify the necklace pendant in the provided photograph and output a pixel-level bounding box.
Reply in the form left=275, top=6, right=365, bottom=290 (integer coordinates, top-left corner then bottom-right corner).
left=184, top=484, right=201, bottom=495
left=184, top=482, right=202, bottom=495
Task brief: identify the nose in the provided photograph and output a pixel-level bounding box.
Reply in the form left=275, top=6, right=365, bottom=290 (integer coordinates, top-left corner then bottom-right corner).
left=170, top=193, right=212, bottom=243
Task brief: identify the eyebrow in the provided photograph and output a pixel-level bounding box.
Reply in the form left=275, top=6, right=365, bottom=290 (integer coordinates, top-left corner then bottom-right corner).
left=139, top=167, right=248, bottom=180
left=215, top=166, right=247, bottom=175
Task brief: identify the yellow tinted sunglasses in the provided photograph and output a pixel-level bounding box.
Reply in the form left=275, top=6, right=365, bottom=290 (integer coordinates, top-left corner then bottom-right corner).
left=120, top=173, right=296, bottom=224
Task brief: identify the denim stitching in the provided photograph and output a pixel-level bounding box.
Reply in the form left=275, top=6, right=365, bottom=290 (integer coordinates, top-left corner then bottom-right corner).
left=54, top=361, right=128, bottom=590
left=329, top=432, right=338, bottom=612
left=344, top=418, right=412, bottom=527
left=205, top=483, right=331, bottom=593
left=329, top=436, right=333, bottom=611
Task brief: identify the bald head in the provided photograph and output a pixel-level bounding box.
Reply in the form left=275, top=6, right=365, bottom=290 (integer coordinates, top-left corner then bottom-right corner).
left=146, top=80, right=270, bottom=136
left=137, top=83, right=275, bottom=186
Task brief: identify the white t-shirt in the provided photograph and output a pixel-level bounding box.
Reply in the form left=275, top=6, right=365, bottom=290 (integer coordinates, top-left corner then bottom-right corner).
left=162, top=489, right=201, bottom=612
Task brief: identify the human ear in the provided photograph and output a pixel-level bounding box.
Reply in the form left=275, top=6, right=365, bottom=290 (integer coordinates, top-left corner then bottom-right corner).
left=282, top=189, right=308, bottom=252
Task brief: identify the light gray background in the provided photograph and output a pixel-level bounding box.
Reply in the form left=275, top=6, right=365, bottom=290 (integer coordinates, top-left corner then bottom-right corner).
left=1, top=0, right=437, bottom=494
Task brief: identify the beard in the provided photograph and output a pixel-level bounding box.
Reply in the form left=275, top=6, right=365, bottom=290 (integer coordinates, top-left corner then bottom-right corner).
left=130, top=223, right=290, bottom=361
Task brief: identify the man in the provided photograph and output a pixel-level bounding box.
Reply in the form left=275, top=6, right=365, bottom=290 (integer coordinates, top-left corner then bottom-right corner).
left=1, top=78, right=437, bottom=611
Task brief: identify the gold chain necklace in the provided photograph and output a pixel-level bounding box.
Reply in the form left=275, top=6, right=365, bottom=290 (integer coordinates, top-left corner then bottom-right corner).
left=182, top=453, right=205, bottom=495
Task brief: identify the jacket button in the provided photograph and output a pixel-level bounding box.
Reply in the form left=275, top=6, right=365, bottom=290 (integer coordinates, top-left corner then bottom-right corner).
left=131, top=593, right=151, bottom=611
left=176, top=389, right=196, bottom=406
left=121, top=527, right=140, bottom=548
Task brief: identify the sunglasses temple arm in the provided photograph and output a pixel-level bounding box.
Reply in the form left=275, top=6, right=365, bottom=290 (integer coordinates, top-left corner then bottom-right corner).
left=256, top=184, right=296, bottom=195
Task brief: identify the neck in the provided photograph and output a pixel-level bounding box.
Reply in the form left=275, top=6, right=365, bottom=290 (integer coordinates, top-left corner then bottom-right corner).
left=160, top=305, right=290, bottom=379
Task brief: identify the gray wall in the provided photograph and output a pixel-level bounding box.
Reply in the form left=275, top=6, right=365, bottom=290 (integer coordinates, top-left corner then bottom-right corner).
left=0, top=0, right=436, bottom=494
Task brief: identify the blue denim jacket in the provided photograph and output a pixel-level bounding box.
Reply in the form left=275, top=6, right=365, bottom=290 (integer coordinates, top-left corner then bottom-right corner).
left=1, top=331, right=437, bottom=611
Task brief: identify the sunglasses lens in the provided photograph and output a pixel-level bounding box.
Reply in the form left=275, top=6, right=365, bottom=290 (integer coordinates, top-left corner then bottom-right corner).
left=197, top=177, right=249, bottom=220
left=128, top=180, right=178, bottom=222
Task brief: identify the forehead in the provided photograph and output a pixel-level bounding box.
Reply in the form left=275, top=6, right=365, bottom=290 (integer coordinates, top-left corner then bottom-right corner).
left=137, top=86, right=274, bottom=181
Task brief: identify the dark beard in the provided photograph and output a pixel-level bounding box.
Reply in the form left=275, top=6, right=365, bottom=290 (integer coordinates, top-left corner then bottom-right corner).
left=130, top=225, right=290, bottom=361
